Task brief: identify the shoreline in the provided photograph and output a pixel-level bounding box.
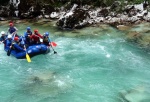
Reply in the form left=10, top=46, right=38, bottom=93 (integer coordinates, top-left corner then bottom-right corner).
left=1, top=2, right=150, bottom=29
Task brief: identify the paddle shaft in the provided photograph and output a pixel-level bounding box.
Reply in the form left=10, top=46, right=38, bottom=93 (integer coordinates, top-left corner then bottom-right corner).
left=48, top=38, right=57, bottom=54
left=7, top=32, right=17, bottom=56
left=22, top=37, right=31, bottom=62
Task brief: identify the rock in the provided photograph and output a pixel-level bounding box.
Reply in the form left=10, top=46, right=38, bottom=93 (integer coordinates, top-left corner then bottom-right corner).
left=56, top=4, right=89, bottom=29
left=29, top=71, right=55, bottom=83
left=0, top=17, right=6, bottom=21
left=139, top=35, right=150, bottom=47
left=98, top=8, right=109, bottom=17
left=22, top=71, right=72, bottom=97
left=50, top=12, right=59, bottom=19
left=126, top=31, right=143, bottom=44
left=120, top=86, right=150, bottom=102
left=117, top=25, right=131, bottom=31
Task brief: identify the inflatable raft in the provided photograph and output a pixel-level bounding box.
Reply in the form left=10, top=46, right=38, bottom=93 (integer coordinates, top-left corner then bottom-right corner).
left=4, top=44, right=50, bottom=59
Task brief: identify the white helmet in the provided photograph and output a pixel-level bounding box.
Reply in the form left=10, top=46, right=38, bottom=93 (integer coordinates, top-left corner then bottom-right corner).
left=7, top=34, right=12, bottom=38
left=1, top=31, right=5, bottom=35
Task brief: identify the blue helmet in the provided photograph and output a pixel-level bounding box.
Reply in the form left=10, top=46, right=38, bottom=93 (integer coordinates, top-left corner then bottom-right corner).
left=45, top=32, right=49, bottom=36
left=27, top=27, right=31, bottom=30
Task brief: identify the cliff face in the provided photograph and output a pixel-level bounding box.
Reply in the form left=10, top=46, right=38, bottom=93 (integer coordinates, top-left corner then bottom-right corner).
left=0, top=0, right=56, bottom=18
left=0, top=0, right=150, bottom=29
left=0, top=0, right=149, bottom=18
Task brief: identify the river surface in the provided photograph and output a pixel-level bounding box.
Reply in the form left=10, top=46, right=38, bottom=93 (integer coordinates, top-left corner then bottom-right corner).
left=0, top=21, right=150, bottom=102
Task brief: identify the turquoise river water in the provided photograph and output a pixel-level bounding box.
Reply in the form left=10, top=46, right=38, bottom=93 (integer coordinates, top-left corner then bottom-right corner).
left=0, top=21, right=150, bottom=102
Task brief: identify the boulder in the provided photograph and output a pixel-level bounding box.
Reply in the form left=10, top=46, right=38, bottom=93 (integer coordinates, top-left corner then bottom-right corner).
left=117, top=25, right=131, bottom=31
left=56, top=4, right=89, bottom=29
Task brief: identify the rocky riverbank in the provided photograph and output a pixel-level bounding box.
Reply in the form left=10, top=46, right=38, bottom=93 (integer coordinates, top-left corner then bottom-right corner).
left=0, top=1, right=150, bottom=29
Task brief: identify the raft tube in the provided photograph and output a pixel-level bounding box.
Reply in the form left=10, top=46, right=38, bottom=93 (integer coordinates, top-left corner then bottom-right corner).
left=4, top=44, right=50, bottom=59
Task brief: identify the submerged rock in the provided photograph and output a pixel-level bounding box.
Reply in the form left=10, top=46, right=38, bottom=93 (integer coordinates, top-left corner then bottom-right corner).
left=120, top=86, right=150, bottom=102
left=29, top=71, right=55, bottom=83
left=126, top=31, right=142, bottom=43
left=21, top=71, right=72, bottom=97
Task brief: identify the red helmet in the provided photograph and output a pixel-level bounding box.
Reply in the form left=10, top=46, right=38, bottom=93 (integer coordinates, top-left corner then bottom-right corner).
left=9, top=23, right=13, bottom=26
left=14, top=37, right=19, bottom=41
left=34, top=29, right=38, bottom=33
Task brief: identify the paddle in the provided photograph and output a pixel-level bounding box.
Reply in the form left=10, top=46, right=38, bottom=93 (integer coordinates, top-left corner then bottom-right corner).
left=21, top=36, right=31, bottom=62
left=26, top=51, right=31, bottom=62
left=51, top=44, right=57, bottom=54
left=50, top=42, right=57, bottom=47
left=7, top=33, right=16, bottom=56
left=48, top=38, right=57, bottom=54
left=7, top=48, right=12, bottom=56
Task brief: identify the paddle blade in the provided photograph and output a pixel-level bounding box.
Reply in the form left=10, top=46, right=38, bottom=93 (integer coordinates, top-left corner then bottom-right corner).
left=26, top=53, right=31, bottom=62
left=51, top=42, right=57, bottom=47
left=54, top=51, right=57, bottom=54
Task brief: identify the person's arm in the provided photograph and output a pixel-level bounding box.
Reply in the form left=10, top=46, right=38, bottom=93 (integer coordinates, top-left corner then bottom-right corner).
left=11, top=27, right=18, bottom=35
left=0, top=36, right=2, bottom=42
left=13, top=44, right=25, bottom=52
left=48, top=37, right=51, bottom=42
left=0, top=36, right=6, bottom=44
left=8, top=28, right=10, bottom=34
left=30, top=35, right=35, bottom=41
left=30, top=34, right=33, bottom=39
left=6, top=40, right=12, bottom=47
left=37, top=34, right=43, bottom=38
left=0, top=38, right=2, bottom=44
left=24, top=32, right=28, bottom=38
left=14, top=26, right=18, bottom=31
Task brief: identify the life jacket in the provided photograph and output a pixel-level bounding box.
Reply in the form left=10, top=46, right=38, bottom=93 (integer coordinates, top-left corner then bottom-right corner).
left=1, top=35, right=7, bottom=45
left=31, top=33, right=42, bottom=42
left=43, top=36, right=49, bottom=42
left=6, top=39, right=12, bottom=46
left=25, top=31, right=32, bottom=37
left=0, top=35, right=6, bottom=41
left=9, top=27, right=16, bottom=34
left=43, top=36, right=50, bottom=46
left=24, top=31, right=32, bottom=44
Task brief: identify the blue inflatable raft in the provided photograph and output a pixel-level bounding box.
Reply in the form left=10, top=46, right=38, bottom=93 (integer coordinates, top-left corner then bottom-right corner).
left=4, top=44, right=50, bottom=59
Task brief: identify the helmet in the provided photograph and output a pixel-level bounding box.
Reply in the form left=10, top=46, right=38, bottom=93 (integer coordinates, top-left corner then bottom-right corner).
left=9, top=23, right=13, bottom=26
left=27, top=27, right=31, bottom=30
left=14, top=37, right=19, bottom=41
left=1, top=31, right=5, bottom=35
left=7, top=34, right=12, bottom=38
left=45, top=32, right=49, bottom=36
left=34, top=29, right=38, bottom=33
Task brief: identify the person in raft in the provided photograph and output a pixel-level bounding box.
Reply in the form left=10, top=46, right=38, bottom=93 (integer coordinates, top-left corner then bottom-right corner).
left=0, top=31, right=7, bottom=44
left=42, top=32, right=57, bottom=47
left=8, top=23, right=19, bottom=37
left=24, top=26, right=32, bottom=46
left=10, top=37, right=25, bottom=52
left=42, top=32, right=51, bottom=46
left=30, top=29, right=43, bottom=44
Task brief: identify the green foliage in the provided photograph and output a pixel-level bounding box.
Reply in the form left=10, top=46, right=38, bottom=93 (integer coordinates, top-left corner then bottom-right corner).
left=127, top=0, right=145, bottom=4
